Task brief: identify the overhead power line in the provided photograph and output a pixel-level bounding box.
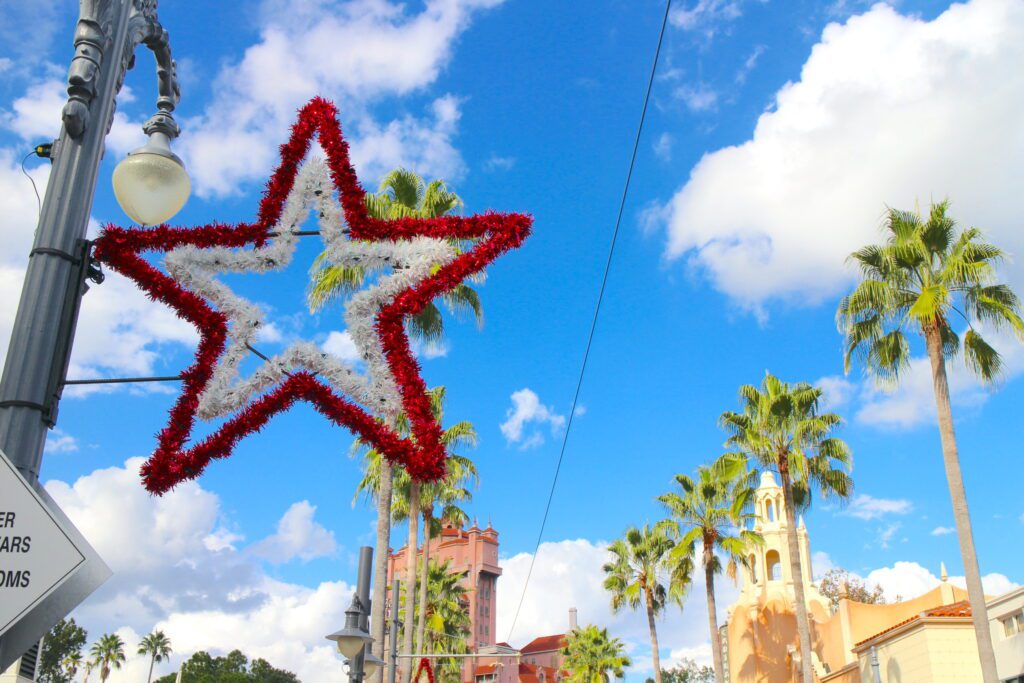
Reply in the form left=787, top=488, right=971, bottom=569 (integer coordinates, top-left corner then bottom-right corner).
left=504, top=0, right=674, bottom=643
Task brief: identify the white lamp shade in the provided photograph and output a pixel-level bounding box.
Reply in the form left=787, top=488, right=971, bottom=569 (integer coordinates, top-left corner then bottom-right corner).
left=334, top=633, right=371, bottom=660
left=362, top=653, right=385, bottom=677
left=112, top=150, right=190, bottom=225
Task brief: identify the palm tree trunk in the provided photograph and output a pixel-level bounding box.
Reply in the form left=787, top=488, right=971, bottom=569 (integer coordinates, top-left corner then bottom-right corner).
left=147, top=654, right=156, bottom=683
left=924, top=328, right=998, bottom=683
left=704, top=547, right=725, bottom=683
left=415, top=509, right=432, bottom=656
left=645, top=588, right=662, bottom=683
left=779, top=464, right=815, bottom=683
left=369, top=460, right=395, bottom=683
left=401, top=482, right=421, bottom=683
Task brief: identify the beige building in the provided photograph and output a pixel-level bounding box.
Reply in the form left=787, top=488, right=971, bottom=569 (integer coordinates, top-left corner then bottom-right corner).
left=987, top=586, right=1024, bottom=683
left=720, top=471, right=1013, bottom=683
left=0, top=643, right=41, bottom=683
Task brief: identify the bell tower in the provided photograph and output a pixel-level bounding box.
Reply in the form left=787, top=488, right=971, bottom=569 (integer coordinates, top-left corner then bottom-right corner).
left=737, top=471, right=823, bottom=607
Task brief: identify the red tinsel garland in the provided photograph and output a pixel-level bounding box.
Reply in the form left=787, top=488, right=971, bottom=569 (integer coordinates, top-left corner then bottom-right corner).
left=413, top=658, right=435, bottom=683
left=92, top=97, right=532, bottom=495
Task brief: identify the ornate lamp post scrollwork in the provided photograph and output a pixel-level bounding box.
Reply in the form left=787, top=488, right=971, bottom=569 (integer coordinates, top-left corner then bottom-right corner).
left=63, top=0, right=180, bottom=144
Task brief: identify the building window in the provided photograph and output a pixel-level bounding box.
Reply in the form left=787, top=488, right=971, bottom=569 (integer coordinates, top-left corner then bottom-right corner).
left=1003, top=612, right=1024, bottom=638
left=766, top=550, right=782, bottom=582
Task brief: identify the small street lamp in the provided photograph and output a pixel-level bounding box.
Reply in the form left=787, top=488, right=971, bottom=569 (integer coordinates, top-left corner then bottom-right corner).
left=327, top=547, right=378, bottom=683
left=328, top=595, right=373, bottom=661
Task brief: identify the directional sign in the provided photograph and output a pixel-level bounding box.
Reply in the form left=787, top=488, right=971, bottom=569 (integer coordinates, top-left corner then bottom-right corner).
left=0, top=449, right=109, bottom=672
left=0, top=451, right=87, bottom=636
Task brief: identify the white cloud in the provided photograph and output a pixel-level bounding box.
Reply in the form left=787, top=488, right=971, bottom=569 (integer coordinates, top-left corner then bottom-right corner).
left=655, top=0, right=1024, bottom=314
left=931, top=526, right=956, bottom=536
left=841, top=494, right=912, bottom=520
left=497, top=539, right=739, bottom=676
left=250, top=501, right=338, bottom=563
left=670, top=0, right=746, bottom=40
left=484, top=154, right=516, bottom=172
left=44, top=428, right=78, bottom=455
left=500, top=388, right=565, bottom=448
left=653, top=132, right=674, bottom=161
left=816, top=374, right=857, bottom=411
left=2, top=78, right=65, bottom=141
left=864, top=561, right=1019, bottom=603
left=178, top=0, right=503, bottom=197
left=673, top=83, right=719, bottom=112
left=876, top=523, right=900, bottom=549
left=735, top=44, right=767, bottom=84
left=44, top=459, right=352, bottom=683
left=322, top=330, right=361, bottom=363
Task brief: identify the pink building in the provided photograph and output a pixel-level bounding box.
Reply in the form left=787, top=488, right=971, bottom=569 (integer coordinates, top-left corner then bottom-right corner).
left=386, top=521, right=574, bottom=683
left=387, top=520, right=502, bottom=653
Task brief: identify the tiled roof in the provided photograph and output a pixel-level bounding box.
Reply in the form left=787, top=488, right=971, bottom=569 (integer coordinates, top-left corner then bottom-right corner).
left=855, top=600, right=973, bottom=646
left=517, top=662, right=560, bottom=683
left=474, top=664, right=498, bottom=676
left=520, top=634, right=566, bottom=654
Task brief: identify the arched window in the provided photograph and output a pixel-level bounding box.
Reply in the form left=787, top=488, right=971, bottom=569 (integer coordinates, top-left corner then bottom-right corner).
left=766, top=550, right=782, bottom=581
left=765, top=499, right=775, bottom=522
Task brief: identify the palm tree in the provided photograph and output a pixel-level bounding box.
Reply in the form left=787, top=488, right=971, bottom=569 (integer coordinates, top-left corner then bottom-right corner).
left=719, top=373, right=853, bottom=683
left=88, top=635, right=125, bottom=683
left=353, top=387, right=478, bottom=683
left=837, top=202, right=1022, bottom=682
left=658, top=456, right=762, bottom=683
left=417, top=559, right=472, bottom=681
left=138, top=631, right=172, bottom=683
left=82, top=658, right=94, bottom=683
left=411, top=430, right=479, bottom=658
left=602, top=524, right=689, bottom=683
left=561, top=624, right=631, bottom=683
left=61, top=651, right=83, bottom=682
left=315, top=169, right=482, bottom=682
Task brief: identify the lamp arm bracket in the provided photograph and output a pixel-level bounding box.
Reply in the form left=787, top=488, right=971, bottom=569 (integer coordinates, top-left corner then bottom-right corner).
left=62, top=0, right=181, bottom=141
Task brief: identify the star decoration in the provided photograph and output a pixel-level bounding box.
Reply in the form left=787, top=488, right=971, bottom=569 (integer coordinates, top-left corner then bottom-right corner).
left=92, top=97, right=532, bottom=495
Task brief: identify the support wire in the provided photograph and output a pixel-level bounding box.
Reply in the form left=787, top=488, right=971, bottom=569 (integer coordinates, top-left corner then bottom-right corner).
left=504, top=0, right=673, bottom=643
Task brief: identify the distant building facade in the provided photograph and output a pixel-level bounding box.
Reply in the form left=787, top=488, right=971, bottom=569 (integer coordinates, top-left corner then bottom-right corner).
left=387, top=520, right=573, bottom=683
left=721, top=471, right=1024, bottom=683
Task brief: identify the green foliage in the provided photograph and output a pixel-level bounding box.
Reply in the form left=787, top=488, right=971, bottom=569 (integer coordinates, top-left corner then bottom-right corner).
left=561, top=624, right=631, bottom=683
left=399, top=559, right=471, bottom=681
left=153, top=650, right=298, bottom=683
left=353, top=386, right=477, bottom=521
left=659, top=659, right=715, bottom=683
left=838, top=201, right=1024, bottom=385
left=89, top=634, right=126, bottom=683
left=718, top=372, right=853, bottom=508
left=38, top=618, right=87, bottom=683
left=658, top=454, right=763, bottom=583
left=139, top=630, right=173, bottom=682
left=306, top=167, right=483, bottom=341
left=603, top=523, right=691, bottom=616
left=818, top=567, right=888, bottom=613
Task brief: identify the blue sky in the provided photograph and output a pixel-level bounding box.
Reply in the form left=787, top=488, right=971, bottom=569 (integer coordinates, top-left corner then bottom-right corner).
left=2, top=0, right=1024, bottom=680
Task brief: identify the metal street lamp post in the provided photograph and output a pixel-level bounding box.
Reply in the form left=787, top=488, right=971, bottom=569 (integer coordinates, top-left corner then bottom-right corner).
left=328, top=547, right=386, bottom=683
left=0, top=0, right=189, bottom=486
left=0, top=0, right=188, bottom=667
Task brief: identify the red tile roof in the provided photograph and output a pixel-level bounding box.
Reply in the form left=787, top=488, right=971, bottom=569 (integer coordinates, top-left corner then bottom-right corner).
left=517, top=663, right=560, bottom=683
left=855, top=600, right=973, bottom=646
left=520, top=634, right=566, bottom=654
left=474, top=664, right=498, bottom=676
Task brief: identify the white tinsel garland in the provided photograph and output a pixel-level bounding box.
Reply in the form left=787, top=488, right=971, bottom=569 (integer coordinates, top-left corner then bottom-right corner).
left=164, top=158, right=456, bottom=421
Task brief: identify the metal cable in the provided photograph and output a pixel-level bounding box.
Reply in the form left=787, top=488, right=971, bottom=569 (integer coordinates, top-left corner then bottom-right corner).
left=504, top=0, right=674, bottom=643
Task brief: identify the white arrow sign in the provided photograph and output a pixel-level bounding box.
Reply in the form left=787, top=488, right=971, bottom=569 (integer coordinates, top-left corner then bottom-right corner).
left=0, top=451, right=87, bottom=638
